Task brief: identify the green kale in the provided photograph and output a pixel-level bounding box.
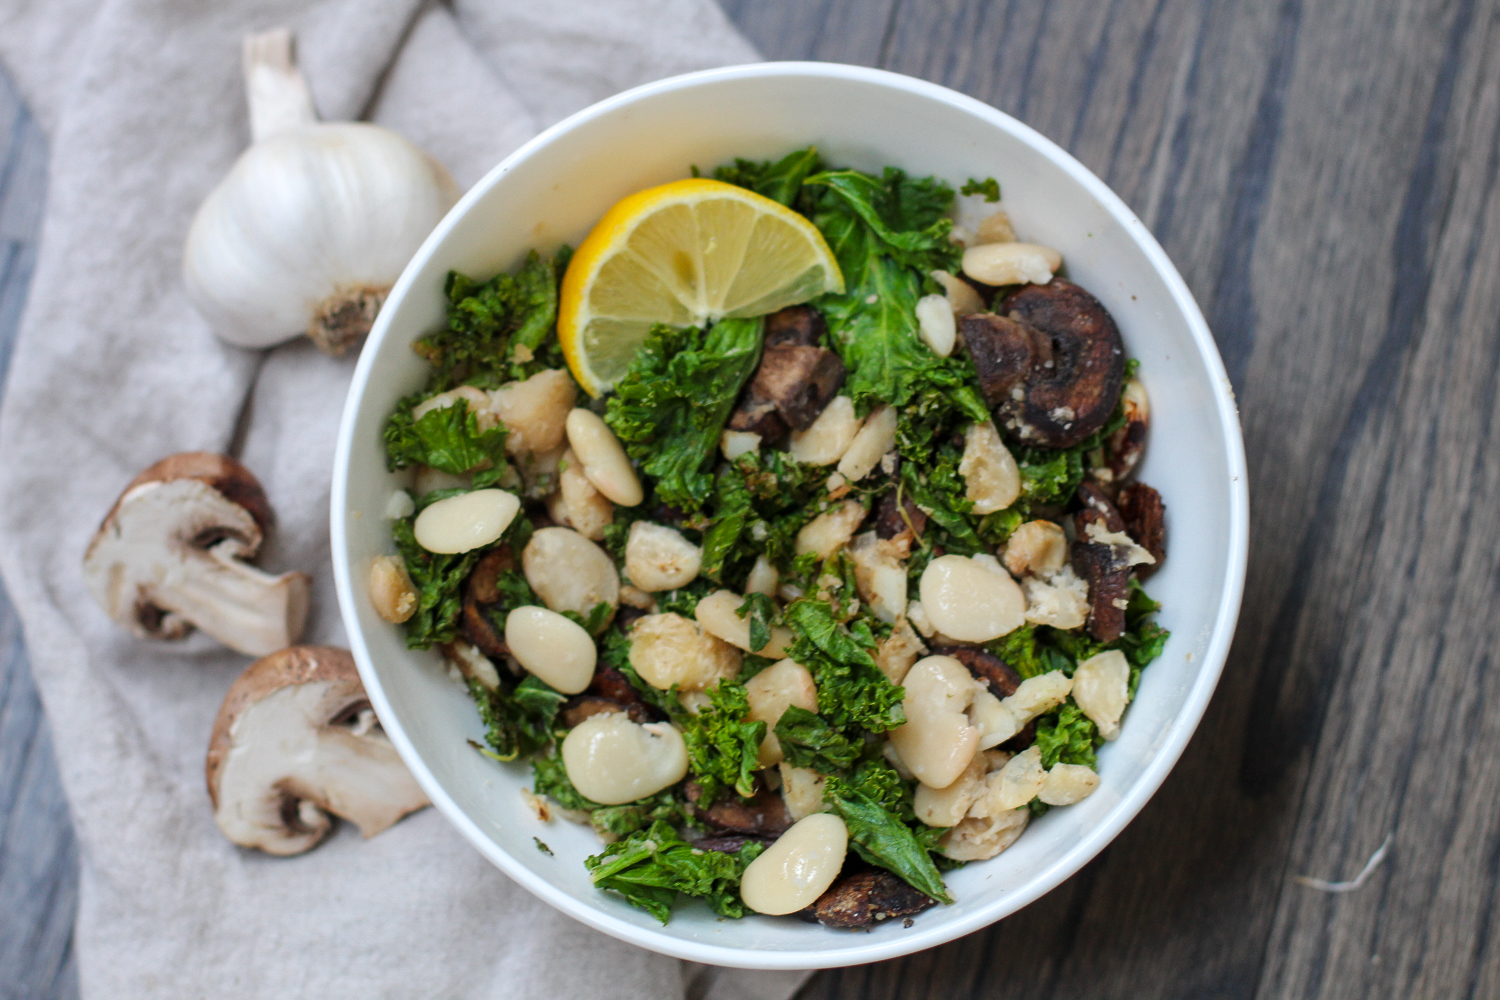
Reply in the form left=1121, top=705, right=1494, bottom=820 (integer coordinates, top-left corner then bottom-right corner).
left=900, top=446, right=983, bottom=556
left=1014, top=444, right=1088, bottom=509
left=824, top=766, right=952, bottom=905
left=735, top=592, right=778, bottom=654
left=960, top=177, right=1002, bottom=201
left=1034, top=701, right=1102, bottom=770
left=653, top=577, right=717, bottom=619
left=470, top=675, right=565, bottom=762
left=700, top=450, right=824, bottom=587
left=562, top=601, right=614, bottom=637
left=586, top=820, right=766, bottom=924
left=678, top=680, right=765, bottom=802
left=604, top=318, right=765, bottom=511
left=414, top=249, right=571, bottom=390
left=700, top=464, right=754, bottom=582
left=782, top=599, right=906, bottom=732
left=773, top=706, right=860, bottom=774
left=383, top=397, right=509, bottom=484
left=533, top=749, right=691, bottom=840
left=711, top=146, right=825, bottom=209
left=988, top=625, right=1073, bottom=680
left=390, top=517, right=480, bottom=648
left=532, top=746, right=601, bottom=811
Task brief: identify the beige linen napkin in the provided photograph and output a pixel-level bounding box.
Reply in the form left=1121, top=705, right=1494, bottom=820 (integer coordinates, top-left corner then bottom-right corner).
left=0, top=1, right=811, bottom=996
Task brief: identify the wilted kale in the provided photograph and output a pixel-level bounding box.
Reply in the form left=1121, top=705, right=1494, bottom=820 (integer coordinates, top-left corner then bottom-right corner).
left=1049, top=578, right=1170, bottom=695
left=987, top=625, right=1074, bottom=681
left=604, top=317, right=765, bottom=511
left=782, top=599, right=905, bottom=732
left=383, top=398, right=510, bottom=484
left=653, top=577, right=717, bottom=620
left=960, top=177, right=1001, bottom=201
left=700, top=450, right=824, bottom=587
left=711, top=146, right=825, bottom=210
left=470, top=675, right=565, bottom=762
left=735, top=593, right=778, bottom=654
left=825, top=763, right=952, bottom=905
left=413, top=249, right=571, bottom=390
left=390, top=517, right=480, bottom=648
left=1034, top=701, right=1102, bottom=770
left=773, top=706, right=860, bottom=774
left=677, top=680, right=765, bottom=803
left=585, top=820, right=766, bottom=924
left=532, top=750, right=692, bottom=841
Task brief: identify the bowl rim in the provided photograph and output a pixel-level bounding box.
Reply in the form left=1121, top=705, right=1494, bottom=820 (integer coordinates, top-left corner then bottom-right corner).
left=331, top=59, right=1250, bottom=970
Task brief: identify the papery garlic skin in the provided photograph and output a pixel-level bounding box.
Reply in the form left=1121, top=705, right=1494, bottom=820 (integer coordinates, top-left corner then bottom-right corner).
left=183, top=30, right=458, bottom=354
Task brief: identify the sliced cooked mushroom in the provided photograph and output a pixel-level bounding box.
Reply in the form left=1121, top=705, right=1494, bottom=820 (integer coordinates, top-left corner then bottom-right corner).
left=764, top=304, right=827, bottom=347
left=1117, top=482, right=1166, bottom=576
left=692, top=833, right=772, bottom=854
left=206, top=646, right=428, bottom=855
left=812, top=870, right=936, bottom=929
left=1093, top=377, right=1149, bottom=486
left=960, top=279, right=1126, bottom=448
left=83, top=452, right=310, bottom=656
left=1073, top=491, right=1132, bottom=643
left=460, top=548, right=513, bottom=659
left=728, top=341, right=847, bottom=443
left=585, top=663, right=662, bottom=722
left=560, top=695, right=640, bottom=728
left=874, top=489, right=927, bottom=557
left=932, top=645, right=1023, bottom=699
left=686, top=780, right=794, bottom=836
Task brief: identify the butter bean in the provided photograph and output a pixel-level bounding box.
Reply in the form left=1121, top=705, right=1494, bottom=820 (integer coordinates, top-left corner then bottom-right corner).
left=959, top=421, right=1020, bottom=514
left=413, top=489, right=520, bottom=554
left=505, top=606, right=596, bottom=694
left=913, top=752, right=986, bottom=827
left=789, top=396, right=861, bottom=466
left=931, top=269, right=985, bottom=315
left=837, top=405, right=897, bottom=482
left=745, top=555, right=779, bottom=598
left=745, top=658, right=818, bottom=767
left=624, top=521, right=701, bottom=592
left=564, top=408, right=643, bottom=506
left=888, top=655, right=981, bottom=789
left=522, top=526, right=619, bottom=615
left=694, top=589, right=792, bottom=657
left=918, top=554, right=1025, bottom=642
left=368, top=555, right=416, bottom=623
left=560, top=714, right=688, bottom=805
left=915, top=294, right=957, bottom=357
left=1038, top=763, right=1100, bottom=805
left=961, top=242, right=1062, bottom=286
left=1072, top=650, right=1130, bottom=739
left=739, top=813, right=848, bottom=915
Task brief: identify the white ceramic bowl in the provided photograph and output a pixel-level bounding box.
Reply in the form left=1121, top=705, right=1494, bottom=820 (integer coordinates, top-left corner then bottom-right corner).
left=331, top=62, right=1248, bottom=970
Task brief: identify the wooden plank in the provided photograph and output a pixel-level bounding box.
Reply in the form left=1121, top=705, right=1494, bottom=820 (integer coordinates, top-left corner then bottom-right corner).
left=717, top=0, right=896, bottom=65
left=0, top=64, right=78, bottom=1000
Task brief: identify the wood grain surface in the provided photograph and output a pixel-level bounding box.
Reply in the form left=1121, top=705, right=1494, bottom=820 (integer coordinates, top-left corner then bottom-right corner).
left=3, top=0, right=1500, bottom=996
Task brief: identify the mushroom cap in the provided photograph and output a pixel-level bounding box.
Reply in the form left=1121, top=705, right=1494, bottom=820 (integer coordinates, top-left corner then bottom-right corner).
left=206, top=646, right=429, bottom=855
left=83, top=452, right=308, bottom=654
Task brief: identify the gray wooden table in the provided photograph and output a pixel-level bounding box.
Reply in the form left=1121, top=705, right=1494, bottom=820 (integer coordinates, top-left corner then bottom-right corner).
left=4, top=1, right=1500, bottom=997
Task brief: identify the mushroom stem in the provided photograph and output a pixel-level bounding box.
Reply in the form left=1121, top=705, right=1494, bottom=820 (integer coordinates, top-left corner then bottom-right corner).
left=151, top=540, right=309, bottom=657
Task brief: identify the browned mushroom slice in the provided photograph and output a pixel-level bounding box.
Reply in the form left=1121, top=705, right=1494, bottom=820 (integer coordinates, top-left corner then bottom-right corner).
left=206, top=646, right=429, bottom=855
left=82, top=452, right=310, bottom=656
left=686, top=781, right=794, bottom=836
left=764, top=304, right=827, bottom=347
left=1076, top=481, right=1125, bottom=532
left=1073, top=505, right=1131, bottom=643
left=980, top=279, right=1127, bottom=448
left=761, top=344, right=848, bottom=431
left=931, top=645, right=1023, bottom=698
left=467, top=547, right=513, bottom=604
left=586, top=663, right=661, bottom=722
left=460, top=548, right=513, bottom=659
left=1095, top=377, right=1149, bottom=486
left=813, top=871, right=936, bottom=929
left=560, top=695, right=632, bottom=728
left=727, top=395, right=790, bottom=443
left=692, top=833, right=771, bottom=854
left=874, top=489, right=928, bottom=552
left=958, top=312, right=1042, bottom=409
left=1117, top=482, right=1166, bottom=576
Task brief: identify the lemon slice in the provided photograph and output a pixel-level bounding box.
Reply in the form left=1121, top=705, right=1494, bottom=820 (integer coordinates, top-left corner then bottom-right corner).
left=559, top=178, right=844, bottom=396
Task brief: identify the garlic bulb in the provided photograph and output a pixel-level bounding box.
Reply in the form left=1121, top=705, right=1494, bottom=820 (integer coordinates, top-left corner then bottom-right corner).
left=183, top=29, right=458, bottom=354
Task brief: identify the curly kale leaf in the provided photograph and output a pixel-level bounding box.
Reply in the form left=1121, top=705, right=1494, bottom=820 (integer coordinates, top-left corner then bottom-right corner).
left=825, top=764, right=952, bottom=905
left=735, top=592, right=778, bottom=655
left=783, top=599, right=906, bottom=732
left=677, top=680, right=765, bottom=802
left=987, top=625, right=1074, bottom=680
left=773, top=706, right=860, bottom=774
left=604, top=318, right=765, bottom=511
left=653, top=577, right=717, bottom=620
left=390, top=518, right=480, bottom=648
left=1034, top=701, right=1102, bottom=770
left=414, top=249, right=571, bottom=389
left=700, top=450, right=824, bottom=587
left=960, top=177, right=1001, bottom=201
left=383, top=397, right=509, bottom=483
left=469, top=675, right=565, bottom=762
left=711, top=146, right=825, bottom=209
left=586, top=820, right=766, bottom=924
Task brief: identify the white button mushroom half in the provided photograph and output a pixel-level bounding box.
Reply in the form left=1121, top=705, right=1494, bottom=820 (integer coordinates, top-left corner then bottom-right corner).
left=504, top=606, right=596, bottom=694
left=560, top=713, right=688, bottom=805
left=413, top=489, right=520, bottom=554
left=918, top=554, right=1025, bottom=642
left=739, top=813, right=849, bottom=915
left=888, top=655, right=982, bottom=789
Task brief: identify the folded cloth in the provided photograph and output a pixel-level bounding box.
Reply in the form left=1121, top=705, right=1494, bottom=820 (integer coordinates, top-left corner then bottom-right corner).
left=0, top=1, right=810, bottom=997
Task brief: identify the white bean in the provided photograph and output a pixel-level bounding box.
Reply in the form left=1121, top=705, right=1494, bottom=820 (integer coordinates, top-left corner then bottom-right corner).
left=564, top=408, right=643, bottom=506
left=1021, top=568, right=1089, bottom=629
left=739, top=813, right=848, bottom=915
left=918, top=554, right=1025, bottom=642
left=1072, top=650, right=1130, bottom=739
left=961, top=242, right=1062, bottom=286
left=413, top=489, right=520, bottom=554
left=522, top=526, right=619, bottom=615
left=1038, top=763, right=1100, bottom=805
left=849, top=531, right=907, bottom=624
left=836, top=404, right=898, bottom=483
left=560, top=714, right=687, bottom=805
left=745, top=658, right=818, bottom=766
left=624, top=521, right=701, bottom=592
left=913, top=752, right=986, bottom=827
left=795, top=499, right=867, bottom=559
left=975, top=208, right=1016, bottom=244
left=505, top=606, right=596, bottom=694
left=1002, top=520, right=1069, bottom=577
left=959, top=421, right=1020, bottom=514
left=629, top=612, right=741, bottom=691
left=930, top=270, right=986, bottom=315
left=368, top=555, right=416, bottom=623
left=915, top=294, right=957, bottom=357
left=940, top=807, right=1029, bottom=861
left=695, top=589, right=792, bottom=657
left=414, top=465, right=470, bottom=496
left=557, top=449, right=613, bottom=541
left=976, top=670, right=1074, bottom=746
left=982, top=745, right=1047, bottom=811
left=874, top=616, right=927, bottom=685
left=720, top=430, right=762, bottom=460
left=778, top=763, right=828, bottom=821
left=490, top=369, right=575, bottom=455
left=888, top=655, right=981, bottom=789
left=789, top=396, right=862, bottom=466
left=745, top=555, right=779, bottom=598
